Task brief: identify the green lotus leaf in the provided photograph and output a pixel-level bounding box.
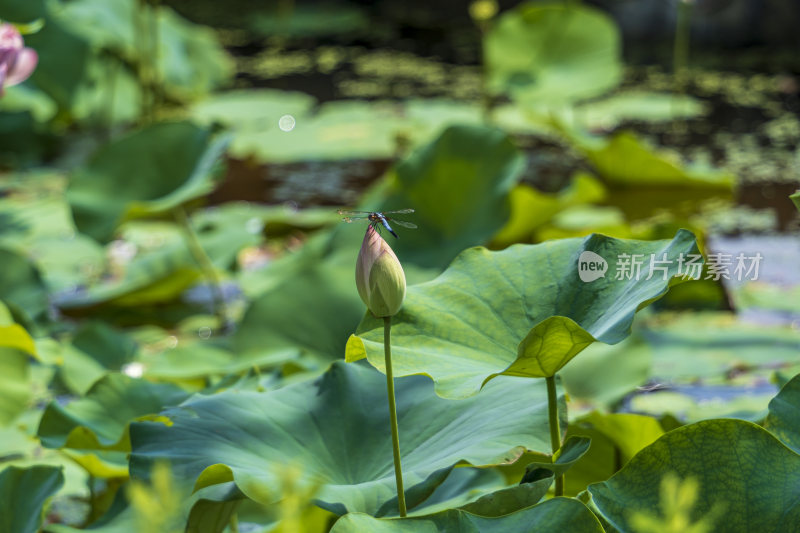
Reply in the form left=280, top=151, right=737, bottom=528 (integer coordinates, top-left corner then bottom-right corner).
left=485, top=2, right=622, bottom=103
left=628, top=388, right=775, bottom=423
left=580, top=413, right=663, bottom=464
left=61, top=449, right=129, bottom=479
left=233, top=253, right=365, bottom=361
left=491, top=172, right=607, bottom=248
left=347, top=230, right=700, bottom=398
left=379, top=465, right=551, bottom=519
left=191, top=89, right=316, bottom=130
left=233, top=124, right=526, bottom=365
left=575, top=91, right=706, bottom=131
left=71, top=321, right=137, bottom=371
left=0, top=465, right=64, bottom=533
left=456, top=474, right=553, bottom=518
left=382, top=124, right=525, bottom=269
left=0, top=84, right=57, bottom=123
left=130, top=361, right=563, bottom=516
left=330, top=497, right=604, bottom=533
left=47, top=480, right=249, bottom=533
left=67, top=122, right=227, bottom=242
left=380, top=468, right=554, bottom=521
left=763, top=373, right=800, bottom=454
left=22, top=12, right=91, bottom=110
left=185, top=483, right=243, bottom=533
left=587, top=419, right=800, bottom=532
left=141, top=342, right=299, bottom=382
left=583, top=131, right=734, bottom=189
left=521, top=435, right=591, bottom=482
left=232, top=100, right=406, bottom=163
left=38, top=373, right=189, bottom=451
left=0, top=307, right=34, bottom=426
left=642, top=311, right=800, bottom=382
left=0, top=247, right=49, bottom=325
left=0, top=324, right=36, bottom=356
left=551, top=128, right=733, bottom=220
left=403, top=469, right=508, bottom=517
left=559, top=336, right=652, bottom=409
left=0, top=348, right=32, bottom=427
left=0, top=0, right=46, bottom=22
left=0, top=185, right=107, bottom=294
left=55, top=213, right=259, bottom=310
left=55, top=0, right=232, bottom=102
left=559, top=412, right=665, bottom=497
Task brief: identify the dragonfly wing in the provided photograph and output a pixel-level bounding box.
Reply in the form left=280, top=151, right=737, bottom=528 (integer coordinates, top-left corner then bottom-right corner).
left=382, top=208, right=415, bottom=214
left=337, top=209, right=374, bottom=216
left=389, top=219, right=417, bottom=229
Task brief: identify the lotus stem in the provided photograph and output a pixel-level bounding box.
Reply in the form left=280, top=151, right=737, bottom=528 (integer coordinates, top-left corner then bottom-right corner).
left=134, top=0, right=151, bottom=123
left=546, top=374, right=563, bottom=496
left=148, top=0, right=161, bottom=114
left=673, top=0, right=692, bottom=95
left=173, top=207, right=231, bottom=333
left=384, top=316, right=407, bottom=516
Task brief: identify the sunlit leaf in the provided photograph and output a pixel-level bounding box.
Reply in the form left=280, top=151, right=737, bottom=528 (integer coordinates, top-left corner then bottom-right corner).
left=0, top=348, right=31, bottom=426
left=521, top=435, right=591, bottom=482
left=67, top=122, right=227, bottom=242
left=38, top=373, right=189, bottom=451
left=56, top=0, right=233, bottom=101
left=330, top=497, right=604, bottom=533
left=0, top=247, right=49, bottom=324
left=347, top=230, right=700, bottom=398
left=0, top=465, right=64, bottom=533
left=558, top=336, right=651, bottom=410
left=130, top=362, right=562, bottom=516
left=485, top=2, right=622, bottom=103
left=587, top=419, right=800, bottom=532
left=763, top=373, right=800, bottom=454
left=23, top=14, right=91, bottom=110
left=382, top=124, right=526, bottom=269
left=191, top=89, right=316, bottom=129
left=575, top=91, right=706, bottom=131
left=582, top=131, right=734, bottom=189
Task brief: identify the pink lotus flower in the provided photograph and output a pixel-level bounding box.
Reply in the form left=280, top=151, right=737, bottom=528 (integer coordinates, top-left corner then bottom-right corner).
left=0, top=23, right=38, bottom=95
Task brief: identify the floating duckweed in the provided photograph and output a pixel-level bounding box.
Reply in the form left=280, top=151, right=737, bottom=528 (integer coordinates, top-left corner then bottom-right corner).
left=241, top=48, right=315, bottom=79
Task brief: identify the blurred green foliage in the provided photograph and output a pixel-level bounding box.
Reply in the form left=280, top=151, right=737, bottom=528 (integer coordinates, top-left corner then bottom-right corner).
left=0, top=0, right=798, bottom=530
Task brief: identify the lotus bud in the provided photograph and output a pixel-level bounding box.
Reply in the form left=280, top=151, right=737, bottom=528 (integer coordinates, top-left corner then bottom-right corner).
left=356, top=225, right=406, bottom=317
left=0, top=23, right=38, bottom=95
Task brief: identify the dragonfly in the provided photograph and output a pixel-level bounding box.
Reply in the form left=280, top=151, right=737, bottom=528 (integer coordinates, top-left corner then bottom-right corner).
left=337, top=208, right=417, bottom=238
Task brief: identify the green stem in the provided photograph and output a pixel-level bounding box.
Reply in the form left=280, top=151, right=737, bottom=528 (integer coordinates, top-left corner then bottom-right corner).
left=148, top=0, right=161, bottom=115
left=384, top=316, right=407, bottom=517
left=134, top=0, right=150, bottom=123
left=86, top=474, right=97, bottom=524
left=546, top=375, right=563, bottom=496
left=174, top=207, right=230, bottom=332
left=229, top=512, right=239, bottom=533
left=252, top=364, right=265, bottom=392
left=105, top=54, right=122, bottom=143
left=673, top=0, right=692, bottom=95
left=478, top=27, right=491, bottom=124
